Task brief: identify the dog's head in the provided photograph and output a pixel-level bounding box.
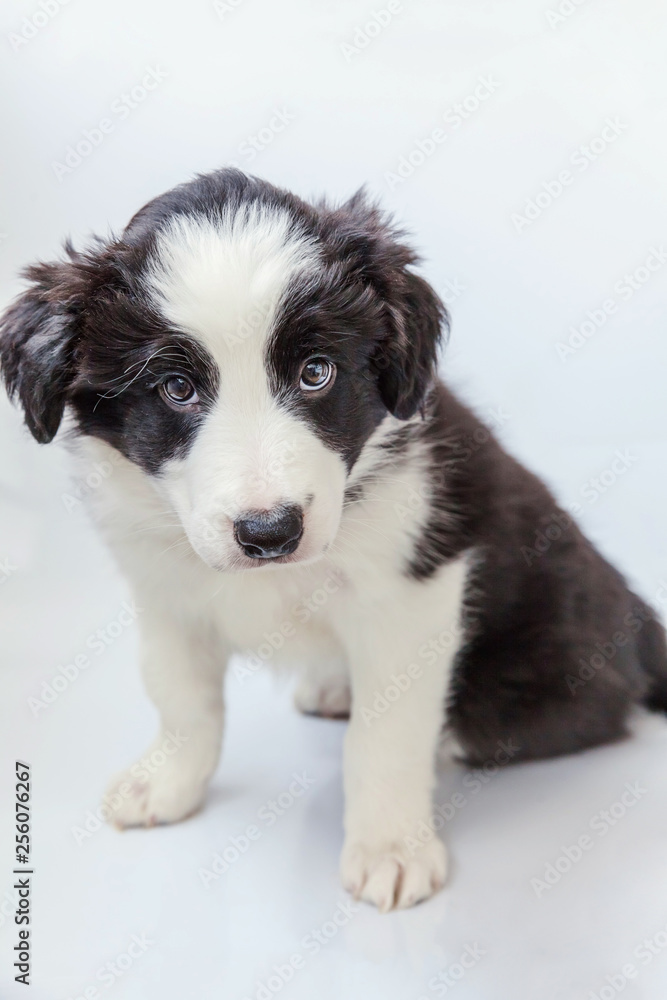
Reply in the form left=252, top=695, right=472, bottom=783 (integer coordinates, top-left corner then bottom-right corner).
left=0, top=170, right=446, bottom=571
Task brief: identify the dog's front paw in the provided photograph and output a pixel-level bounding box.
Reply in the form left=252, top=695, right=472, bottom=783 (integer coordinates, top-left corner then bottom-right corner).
left=104, top=757, right=208, bottom=828
left=340, top=835, right=447, bottom=912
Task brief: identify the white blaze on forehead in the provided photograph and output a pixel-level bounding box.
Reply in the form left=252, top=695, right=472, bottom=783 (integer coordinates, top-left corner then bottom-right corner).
left=145, top=204, right=319, bottom=360
left=144, top=200, right=346, bottom=556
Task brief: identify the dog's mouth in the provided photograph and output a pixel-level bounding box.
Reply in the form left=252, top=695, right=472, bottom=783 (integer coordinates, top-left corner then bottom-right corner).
left=231, top=549, right=306, bottom=571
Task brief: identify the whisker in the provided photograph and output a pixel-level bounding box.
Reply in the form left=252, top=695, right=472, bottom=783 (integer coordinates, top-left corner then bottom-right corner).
left=92, top=346, right=193, bottom=409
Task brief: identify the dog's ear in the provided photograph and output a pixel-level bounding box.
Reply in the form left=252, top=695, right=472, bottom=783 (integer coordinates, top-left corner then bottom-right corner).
left=323, top=190, right=448, bottom=420
left=374, top=269, right=446, bottom=420
left=0, top=255, right=86, bottom=443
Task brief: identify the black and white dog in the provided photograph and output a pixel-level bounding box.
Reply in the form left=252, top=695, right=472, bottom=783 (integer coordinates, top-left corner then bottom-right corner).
left=2, top=169, right=666, bottom=911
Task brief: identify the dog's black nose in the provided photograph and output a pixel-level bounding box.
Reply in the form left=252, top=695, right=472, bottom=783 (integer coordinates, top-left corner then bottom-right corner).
left=234, top=505, right=303, bottom=559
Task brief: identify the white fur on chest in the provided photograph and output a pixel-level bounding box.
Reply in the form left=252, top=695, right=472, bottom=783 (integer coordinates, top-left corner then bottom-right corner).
left=69, top=428, right=469, bottom=676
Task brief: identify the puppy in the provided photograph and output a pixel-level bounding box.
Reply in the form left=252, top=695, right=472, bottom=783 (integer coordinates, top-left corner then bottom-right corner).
left=2, top=169, right=665, bottom=911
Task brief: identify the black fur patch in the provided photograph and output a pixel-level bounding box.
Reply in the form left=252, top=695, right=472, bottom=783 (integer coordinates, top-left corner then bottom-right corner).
left=0, top=239, right=220, bottom=472
left=372, top=383, right=667, bottom=763
left=71, top=329, right=219, bottom=475
left=264, top=191, right=446, bottom=469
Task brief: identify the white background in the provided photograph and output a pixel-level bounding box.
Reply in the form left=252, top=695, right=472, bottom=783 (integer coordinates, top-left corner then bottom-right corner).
left=1, top=1, right=667, bottom=998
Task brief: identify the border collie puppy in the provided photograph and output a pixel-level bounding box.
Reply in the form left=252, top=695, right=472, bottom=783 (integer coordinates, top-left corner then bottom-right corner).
left=2, top=169, right=666, bottom=911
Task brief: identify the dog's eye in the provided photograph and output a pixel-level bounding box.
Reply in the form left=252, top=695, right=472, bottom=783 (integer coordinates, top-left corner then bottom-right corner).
left=160, top=376, right=199, bottom=406
left=300, top=358, right=335, bottom=392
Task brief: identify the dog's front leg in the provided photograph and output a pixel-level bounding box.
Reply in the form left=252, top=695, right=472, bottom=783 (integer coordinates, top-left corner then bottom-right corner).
left=339, top=570, right=465, bottom=910
left=105, top=598, right=227, bottom=828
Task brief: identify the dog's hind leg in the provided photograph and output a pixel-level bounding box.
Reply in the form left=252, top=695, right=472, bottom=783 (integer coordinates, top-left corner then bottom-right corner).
left=292, top=627, right=351, bottom=718
left=294, top=652, right=351, bottom=719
